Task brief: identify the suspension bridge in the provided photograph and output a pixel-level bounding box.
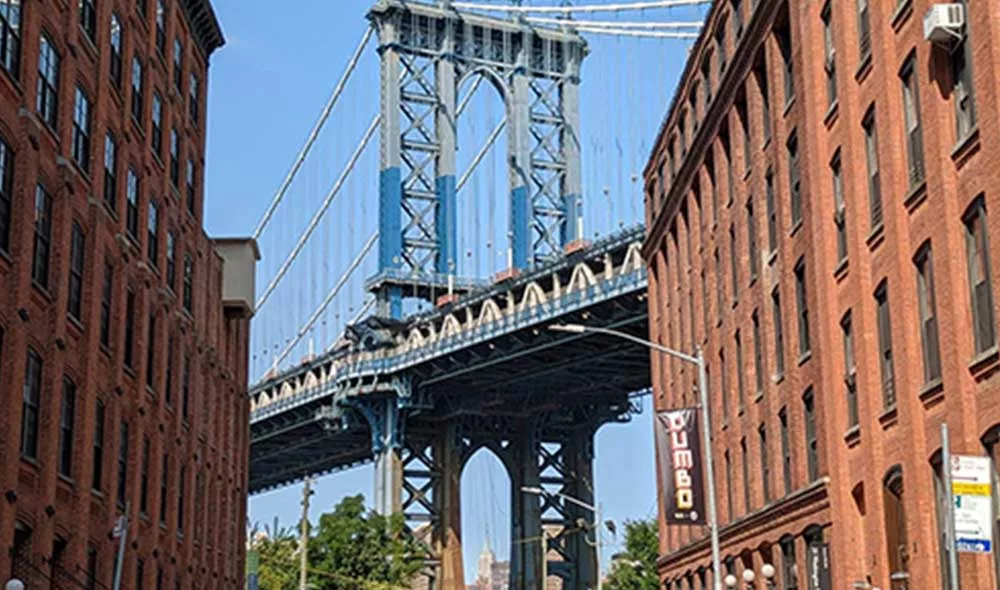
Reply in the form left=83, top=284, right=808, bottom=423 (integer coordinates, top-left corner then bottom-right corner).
left=244, top=2, right=707, bottom=589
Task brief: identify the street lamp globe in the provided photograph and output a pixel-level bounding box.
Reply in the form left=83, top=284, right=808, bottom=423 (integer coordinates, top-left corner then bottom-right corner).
left=5, top=580, right=25, bottom=590
left=742, top=569, right=756, bottom=583
left=761, top=564, right=776, bottom=580
left=724, top=574, right=738, bottom=588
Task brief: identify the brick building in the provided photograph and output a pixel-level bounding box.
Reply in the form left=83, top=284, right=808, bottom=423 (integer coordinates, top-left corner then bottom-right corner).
left=643, top=0, right=1000, bottom=588
left=0, top=0, right=257, bottom=588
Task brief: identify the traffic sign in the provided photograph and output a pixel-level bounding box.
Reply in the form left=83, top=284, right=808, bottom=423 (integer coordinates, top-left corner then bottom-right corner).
left=950, top=455, right=994, bottom=554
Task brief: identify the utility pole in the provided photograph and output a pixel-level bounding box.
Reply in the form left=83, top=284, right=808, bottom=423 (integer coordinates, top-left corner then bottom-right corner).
left=299, top=476, right=314, bottom=590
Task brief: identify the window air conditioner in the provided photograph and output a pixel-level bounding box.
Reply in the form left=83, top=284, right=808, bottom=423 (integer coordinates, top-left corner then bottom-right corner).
left=923, top=4, right=965, bottom=44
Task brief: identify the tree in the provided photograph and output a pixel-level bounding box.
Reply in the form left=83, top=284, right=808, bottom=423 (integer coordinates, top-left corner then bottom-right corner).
left=604, top=519, right=660, bottom=590
left=252, top=494, right=425, bottom=590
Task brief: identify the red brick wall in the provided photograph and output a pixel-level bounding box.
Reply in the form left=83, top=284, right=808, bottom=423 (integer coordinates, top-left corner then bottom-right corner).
left=0, top=1, right=248, bottom=588
left=644, top=0, right=1000, bottom=588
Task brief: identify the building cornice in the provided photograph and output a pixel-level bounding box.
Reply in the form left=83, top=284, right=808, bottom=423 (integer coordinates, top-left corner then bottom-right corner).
left=656, top=476, right=831, bottom=570
left=642, top=0, right=781, bottom=263
left=181, top=0, right=225, bottom=59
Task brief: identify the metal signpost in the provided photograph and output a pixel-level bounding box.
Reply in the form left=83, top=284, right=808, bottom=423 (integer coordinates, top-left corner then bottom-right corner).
left=941, top=422, right=995, bottom=590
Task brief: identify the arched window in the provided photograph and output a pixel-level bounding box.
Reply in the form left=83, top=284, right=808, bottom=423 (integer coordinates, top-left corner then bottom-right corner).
left=882, top=466, right=909, bottom=589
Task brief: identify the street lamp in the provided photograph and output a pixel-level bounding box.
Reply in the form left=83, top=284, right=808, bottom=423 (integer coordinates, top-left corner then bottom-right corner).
left=548, top=323, right=722, bottom=590
left=521, top=486, right=608, bottom=590
left=760, top=564, right=776, bottom=589
left=5, top=581, right=24, bottom=590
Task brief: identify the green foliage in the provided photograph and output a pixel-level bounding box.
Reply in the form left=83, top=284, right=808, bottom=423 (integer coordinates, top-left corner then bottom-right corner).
left=604, top=519, right=661, bottom=590
left=253, top=494, right=425, bottom=590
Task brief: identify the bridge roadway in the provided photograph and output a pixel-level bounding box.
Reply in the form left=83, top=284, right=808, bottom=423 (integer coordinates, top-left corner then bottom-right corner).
left=247, top=226, right=651, bottom=590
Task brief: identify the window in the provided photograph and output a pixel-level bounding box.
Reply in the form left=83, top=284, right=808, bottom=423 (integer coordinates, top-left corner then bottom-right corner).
left=755, top=60, right=771, bottom=144
left=137, top=0, right=147, bottom=18
left=803, top=388, right=818, bottom=481
left=0, top=136, right=12, bottom=254
left=116, top=420, right=128, bottom=506
left=124, top=288, right=136, bottom=369
left=701, top=270, right=710, bottom=334
left=68, top=222, right=85, bottom=321
left=679, top=115, right=687, bottom=155
left=765, top=171, right=777, bottom=253
left=753, top=310, right=764, bottom=394
left=875, top=282, right=895, bottom=408
left=32, top=184, right=52, bottom=288
left=169, top=128, right=179, bottom=186
left=182, top=355, right=190, bottom=420
left=863, top=107, right=882, bottom=229
left=772, top=287, right=784, bottom=376
left=915, top=245, right=942, bottom=383
left=715, top=248, right=724, bottom=323
left=58, top=378, right=77, bottom=477
left=37, top=34, right=59, bottom=129
left=951, top=0, right=976, bottom=140
left=109, top=14, right=122, bottom=88
left=736, top=330, right=745, bottom=410
left=0, top=0, right=21, bottom=80
left=146, top=312, right=156, bottom=389
left=155, top=0, right=165, bottom=56
left=747, top=200, right=759, bottom=280
left=159, top=452, right=168, bottom=524
left=725, top=449, right=734, bottom=520
left=131, top=56, right=144, bottom=122
left=151, top=92, right=162, bottom=155
left=21, top=349, right=42, bottom=458
left=787, top=133, right=801, bottom=227
left=857, top=0, right=871, bottom=63
left=776, top=23, right=793, bottom=104
left=729, top=225, right=739, bottom=302
left=720, top=348, right=729, bottom=420
left=125, top=169, right=141, bottom=242
left=964, top=198, right=996, bottom=355
left=701, top=54, right=712, bottom=105
left=741, top=437, right=751, bottom=512
left=79, top=0, right=97, bottom=42
left=100, top=262, right=113, bottom=348
left=103, top=133, right=118, bottom=210
left=779, top=408, right=792, bottom=495
left=183, top=255, right=193, bottom=312
left=172, top=38, right=183, bottom=91
left=780, top=536, right=798, bottom=590
left=166, top=231, right=176, bottom=289
left=722, top=129, right=735, bottom=207
left=140, top=437, right=150, bottom=514
left=185, top=159, right=196, bottom=215
left=732, top=0, right=743, bottom=38
left=737, top=96, right=751, bottom=172
left=822, top=3, right=836, bottom=107
left=188, top=73, right=199, bottom=124
left=136, top=559, right=145, bottom=590
left=759, top=423, right=771, bottom=503
left=899, top=58, right=925, bottom=187
left=85, top=545, right=98, bottom=590
left=178, top=465, right=186, bottom=533
left=92, top=400, right=105, bottom=491
left=794, top=260, right=810, bottom=356
left=156, top=568, right=164, bottom=590
left=831, top=152, right=846, bottom=264
left=147, top=200, right=159, bottom=266
left=715, top=24, right=727, bottom=74
left=883, top=468, right=909, bottom=587
left=165, top=333, right=174, bottom=404
left=842, top=311, right=858, bottom=428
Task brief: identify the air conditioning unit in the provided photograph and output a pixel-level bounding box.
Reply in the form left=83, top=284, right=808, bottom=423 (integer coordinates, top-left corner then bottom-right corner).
left=924, top=3, right=965, bottom=44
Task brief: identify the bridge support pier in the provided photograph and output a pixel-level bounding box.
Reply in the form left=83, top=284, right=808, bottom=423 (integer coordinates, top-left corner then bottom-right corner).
left=373, top=397, right=402, bottom=515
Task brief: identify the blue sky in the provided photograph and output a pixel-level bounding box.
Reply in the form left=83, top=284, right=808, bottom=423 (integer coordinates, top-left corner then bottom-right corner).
left=202, top=0, right=701, bottom=581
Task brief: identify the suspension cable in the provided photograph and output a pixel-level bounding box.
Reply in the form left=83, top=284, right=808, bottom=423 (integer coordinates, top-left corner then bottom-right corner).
left=452, top=0, right=711, bottom=14
left=526, top=16, right=702, bottom=28
left=256, top=114, right=381, bottom=310
left=252, top=26, right=374, bottom=240
left=275, top=231, right=379, bottom=367
left=574, top=27, right=699, bottom=38
left=457, top=117, right=506, bottom=192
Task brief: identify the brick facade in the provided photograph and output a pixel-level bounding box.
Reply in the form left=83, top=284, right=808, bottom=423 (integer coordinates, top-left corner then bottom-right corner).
left=0, top=1, right=253, bottom=589
left=643, top=0, right=1000, bottom=588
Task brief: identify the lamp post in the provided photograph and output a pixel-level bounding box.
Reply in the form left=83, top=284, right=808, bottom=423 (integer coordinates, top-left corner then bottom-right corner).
left=723, top=566, right=774, bottom=590
left=5, top=580, right=24, bottom=590
left=549, top=323, right=722, bottom=590
left=521, top=486, right=608, bottom=590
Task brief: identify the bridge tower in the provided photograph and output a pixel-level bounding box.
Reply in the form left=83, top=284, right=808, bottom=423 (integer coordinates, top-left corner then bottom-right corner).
left=368, top=0, right=586, bottom=319
left=362, top=3, right=591, bottom=590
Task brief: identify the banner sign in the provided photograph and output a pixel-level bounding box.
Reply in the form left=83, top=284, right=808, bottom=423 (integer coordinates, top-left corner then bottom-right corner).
left=655, top=409, right=705, bottom=524
left=807, top=542, right=832, bottom=590
left=951, top=455, right=994, bottom=553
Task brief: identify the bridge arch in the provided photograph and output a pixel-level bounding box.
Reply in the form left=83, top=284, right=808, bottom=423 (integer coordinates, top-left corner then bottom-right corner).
left=460, top=446, right=513, bottom=588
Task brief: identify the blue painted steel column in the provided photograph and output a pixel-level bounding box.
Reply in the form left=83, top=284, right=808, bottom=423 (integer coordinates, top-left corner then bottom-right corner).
left=509, top=42, right=533, bottom=271
left=376, top=15, right=403, bottom=318
left=561, top=42, right=584, bottom=246
left=374, top=397, right=402, bottom=515
left=436, top=23, right=458, bottom=276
